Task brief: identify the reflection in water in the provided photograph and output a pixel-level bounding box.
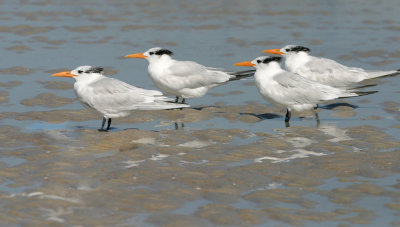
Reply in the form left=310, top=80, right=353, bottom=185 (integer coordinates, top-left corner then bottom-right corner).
left=0, top=0, right=399, bottom=226
left=318, top=123, right=352, bottom=142
left=174, top=121, right=184, bottom=130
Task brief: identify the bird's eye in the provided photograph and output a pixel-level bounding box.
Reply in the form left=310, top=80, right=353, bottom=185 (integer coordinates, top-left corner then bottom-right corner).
left=78, top=70, right=83, bottom=73
left=285, top=49, right=289, bottom=52
left=257, top=60, right=261, bottom=63
left=149, top=52, right=154, bottom=55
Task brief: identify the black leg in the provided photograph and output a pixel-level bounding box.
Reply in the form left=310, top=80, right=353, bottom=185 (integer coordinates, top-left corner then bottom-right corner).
left=106, top=118, right=112, bottom=131
left=181, top=98, right=186, bottom=104
left=285, top=109, right=291, bottom=122
left=174, top=122, right=185, bottom=130
left=315, top=112, right=320, bottom=128
left=175, top=96, right=179, bottom=103
left=98, top=117, right=106, bottom=131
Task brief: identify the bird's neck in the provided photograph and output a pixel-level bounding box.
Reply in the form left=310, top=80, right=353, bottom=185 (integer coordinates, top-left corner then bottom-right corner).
left=149, top=55, right=173, bottom=66
left=148, top=55, right=174, bottom=75
left=285, top=52, right=311, bottom=71
left=255, top=62, right=283, bottom=81
left=74, top=73, right=104, bottom=84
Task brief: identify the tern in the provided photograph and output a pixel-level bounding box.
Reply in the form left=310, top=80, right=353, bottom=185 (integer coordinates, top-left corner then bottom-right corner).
left=234, top=56, right=376, bottom=123
left=52, top=66, right=189, bottom=131
left=264, top=45, right=400, bottom=87
left=125, top=47, right=255, bottom=103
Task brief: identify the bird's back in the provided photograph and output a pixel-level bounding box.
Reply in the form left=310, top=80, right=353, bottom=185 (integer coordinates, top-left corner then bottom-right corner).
left=75, top=77, right=187, bottom=118
left=295, top=56, right=368, bottom=86
left=148, top=59, right=231, bottom=98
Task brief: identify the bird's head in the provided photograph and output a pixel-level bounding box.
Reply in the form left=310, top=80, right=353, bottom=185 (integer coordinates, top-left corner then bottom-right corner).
left=234, top=56, right=282, bottom=69
left=125, top=47, right=174, bottom=62
left=52, top=65, right=104, bottom=81
left=264, top=45, right=310, bottom=56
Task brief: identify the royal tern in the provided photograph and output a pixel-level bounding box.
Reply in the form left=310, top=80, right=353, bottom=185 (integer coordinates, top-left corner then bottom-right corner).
left=52, top=66, right=189, bottom=131
left=125, top=47, right=255, bottom=103
left=264, top=45, right=399, bottom=87
left=234, top=56, right=376, bottom=123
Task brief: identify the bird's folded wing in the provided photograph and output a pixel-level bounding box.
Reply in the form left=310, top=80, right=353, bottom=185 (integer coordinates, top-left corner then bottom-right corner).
left=168, top=60, right=208, bottom=77
left=167, top=61, right=230, bottom=88
left=274, top=72, right=340, bottom=104
left=303, top=58, right=364, bottom=75
left=87, top=78, right=173, bottom=112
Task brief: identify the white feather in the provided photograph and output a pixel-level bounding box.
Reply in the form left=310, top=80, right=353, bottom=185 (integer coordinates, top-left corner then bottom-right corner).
left=280, top=45, right=398, bottom=87
left=71, top=66, right=188, bottom=119
left=143, top=47, right=235, bottom=98
left=252, top=57, right=360, bottom=112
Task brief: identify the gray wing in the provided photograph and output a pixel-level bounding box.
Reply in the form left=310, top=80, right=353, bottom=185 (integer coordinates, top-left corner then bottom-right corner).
left=167, top=60, right=231, bottom=89
left=85, top=78, right=180, bottom=112
left=273, top=71, right=346, bottom=104
left=297, top=57, right=367, bottom=85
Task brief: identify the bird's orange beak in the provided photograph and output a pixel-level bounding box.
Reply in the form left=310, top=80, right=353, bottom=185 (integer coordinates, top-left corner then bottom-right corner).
left=51, top=71, right=77, bottom=77
left=263, top=49, right=284, bottom=55
left=125, top=53, right=147, bottom=59
left=234, top=61, right=255, bottom=67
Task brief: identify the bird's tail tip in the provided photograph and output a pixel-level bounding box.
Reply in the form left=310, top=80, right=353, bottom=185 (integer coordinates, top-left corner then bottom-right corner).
left=351, top=84, right=377, bottom=90
left=367, top=70, right=400, bottom=80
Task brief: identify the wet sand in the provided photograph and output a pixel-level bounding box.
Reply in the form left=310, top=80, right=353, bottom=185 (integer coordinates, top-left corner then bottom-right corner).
left=0, top=0, right=400, bottom=226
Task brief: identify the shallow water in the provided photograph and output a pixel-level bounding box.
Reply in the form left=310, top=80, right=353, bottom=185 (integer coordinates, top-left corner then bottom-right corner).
left=0, top=0, right=400, bottom=226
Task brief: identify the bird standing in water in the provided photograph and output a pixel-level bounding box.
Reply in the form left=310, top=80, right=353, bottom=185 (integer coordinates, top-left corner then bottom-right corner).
left=234, top=56, right=376, bottom=123
left=125, top=47, right=255, bottom=103
left=52, top=66, right=189, bottom=131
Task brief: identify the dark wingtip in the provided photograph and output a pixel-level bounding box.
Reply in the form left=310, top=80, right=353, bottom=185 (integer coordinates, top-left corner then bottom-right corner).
left=355, top=90, right=378, bottom=96
left=228, top=69, right=255, bottom=81
left=351, top=84, right=377, bottom=89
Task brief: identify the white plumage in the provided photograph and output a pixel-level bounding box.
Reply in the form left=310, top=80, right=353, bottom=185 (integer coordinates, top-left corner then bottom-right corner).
left=234, top=56, right=374, bottom=122
left=264, top=45, right=399, bottom=87
left=126, top=47, right=254, bottom=103
left=52, top=65, right=188, bottom=131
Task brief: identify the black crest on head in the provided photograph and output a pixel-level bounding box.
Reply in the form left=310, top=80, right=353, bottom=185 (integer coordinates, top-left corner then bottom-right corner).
left=288, top=46, right=310, bottom=53
left=85, top=67, right=104, bottom=74
left=262, top=56, right=282, bottom=64
left=154, top=49, right=173, bottom=56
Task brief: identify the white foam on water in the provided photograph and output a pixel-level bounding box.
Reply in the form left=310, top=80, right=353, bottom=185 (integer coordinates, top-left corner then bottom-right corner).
left=179, top=160, right=208, bottom=165
left=149, top=154, right=169, bottom=161
left=131, top=137, right=156, bottom=145
left=40, top=207, right=72, bottom=223
left=255, top=149, right=326, bottom=163
left=178, top=140, right=215, bottom=148
left=11, top=191, right=81, bottom=204
left=123, top=160, right=146, bottom=168
left=286, top=137, right=314, bottom=148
